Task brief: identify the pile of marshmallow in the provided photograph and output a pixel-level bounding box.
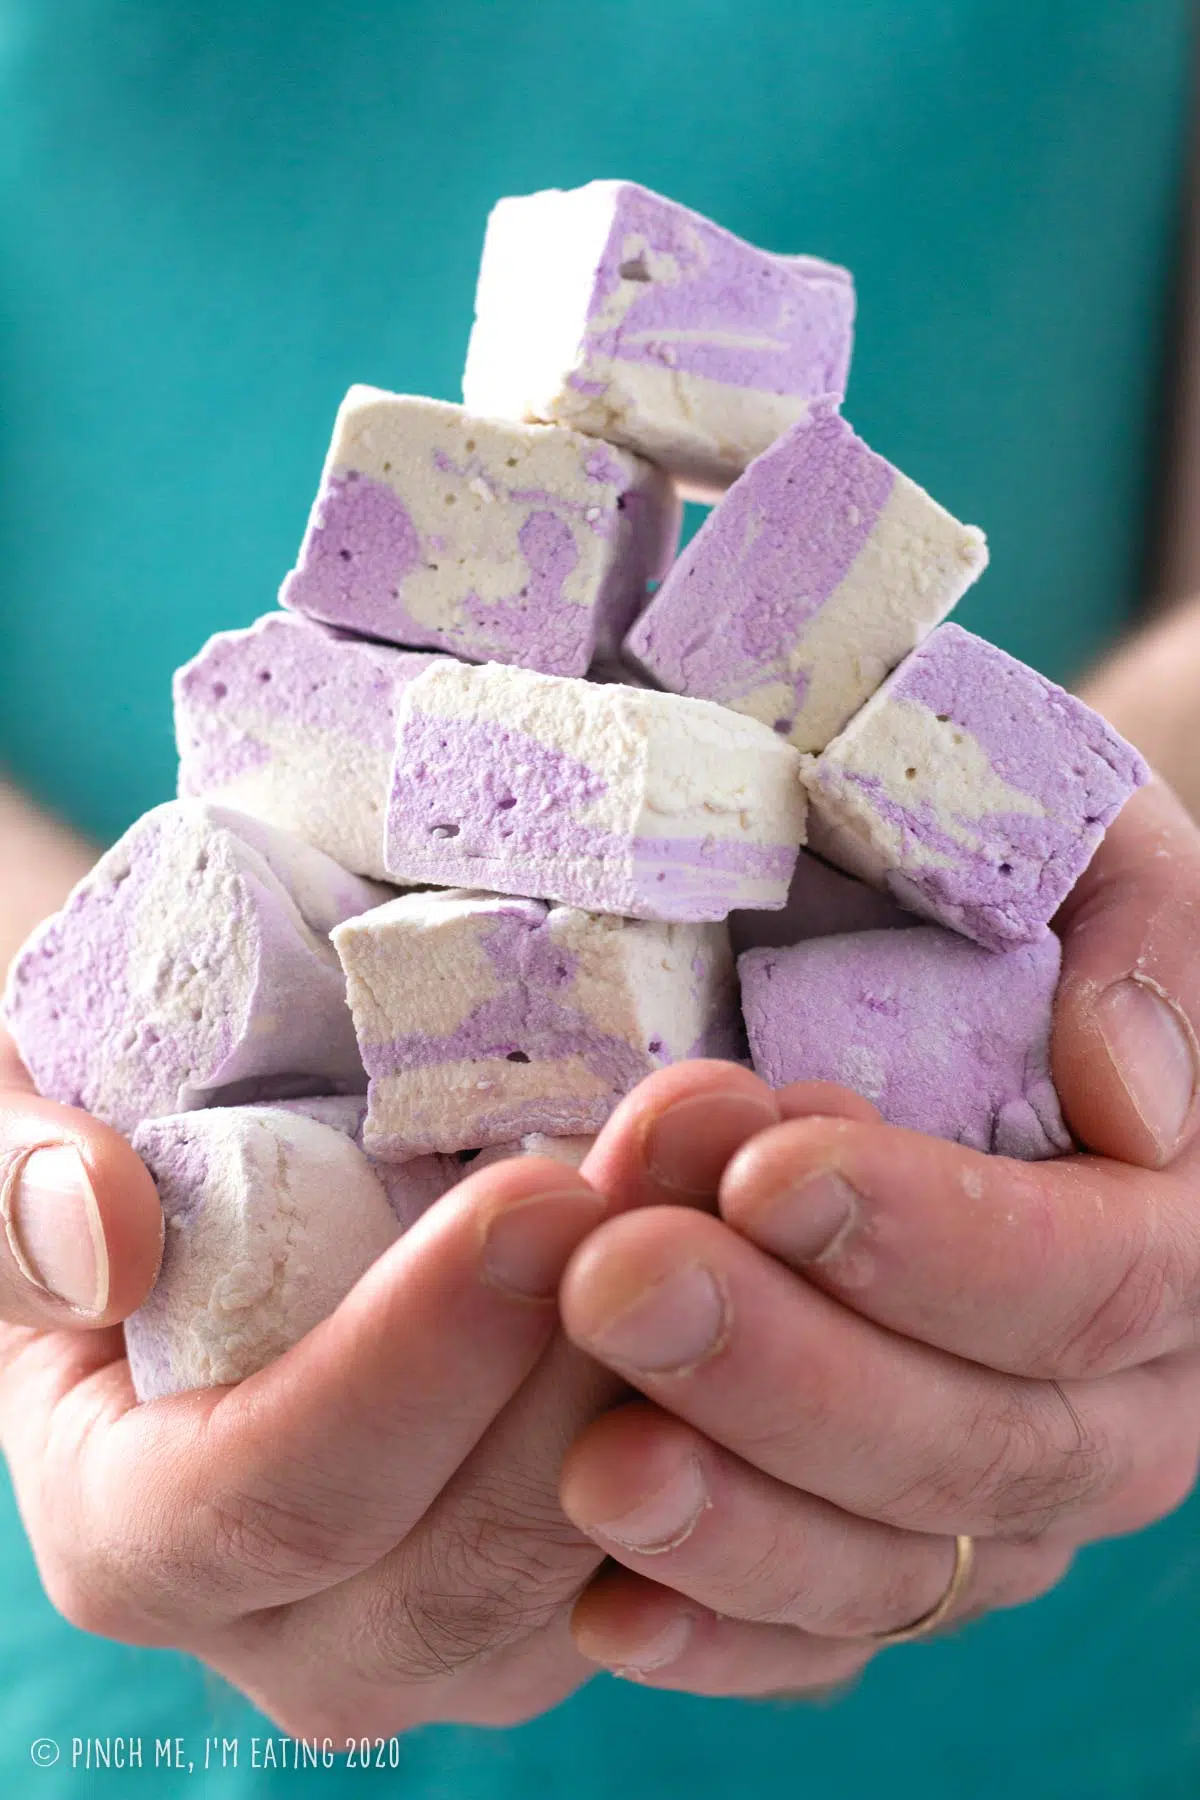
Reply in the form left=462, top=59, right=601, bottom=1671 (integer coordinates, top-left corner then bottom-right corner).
left=4, top=181, right=1148, bottom=1401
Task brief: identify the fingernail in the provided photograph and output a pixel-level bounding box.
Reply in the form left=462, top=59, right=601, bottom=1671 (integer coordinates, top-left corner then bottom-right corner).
left=642, top=1092, right=778, bottom=1195
left=2, top=1145, right=108, bottom=1314
left=745, top=1170, right=859, bottom=1266
left=574, top=1609, right=696, bottom=1676
left=610, top=1612, right=695, bottom=1676
left=592, top=1456, right=710, bottom=1554
left=1098, top=977, right=1198, bottom=1160
left=586, top=1263, right=727, bottom=1374
left=482, top=1189, right=605, bottom=1299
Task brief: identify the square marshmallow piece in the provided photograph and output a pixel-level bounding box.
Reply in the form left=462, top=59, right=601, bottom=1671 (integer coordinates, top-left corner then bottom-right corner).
left=625, top=408, right=988, bottom=751
left=385, top=660, right=807, bottom=921
left=463, top=180, right=855, bottom=497
left=740, top=927, right=1069, bottom=1160
left=333, top=889, right=740, bottom=1157
left=803, top=624, right=1149, bottom=950
left=3, top=802, right=387, bottom=1136
left=176, top=613, right=442, bottom=879
left=279, top=388, right=679, bottom=676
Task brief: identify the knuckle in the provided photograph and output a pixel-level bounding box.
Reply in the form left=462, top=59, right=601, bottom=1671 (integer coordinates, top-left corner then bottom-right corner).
left=722, top=1512, right=933, bottom=1642
left=356, top=1567, right=514, bottom=1687
left=200, top=1485, right=349, bottom=1593
left=357, top=1488, right=597, bottom=1688
left=874, top=1385, right=1117, bottom=1538
left=34, top=1522, right=181, bottom=1642
left=983, top=1388, right=1119, bottom=1539
left=736, top=1386, right=842, bottom=1477
left=1052, top=1229, right=1188, bottom=1378
left=39, top=1556, right=134, bottom=1640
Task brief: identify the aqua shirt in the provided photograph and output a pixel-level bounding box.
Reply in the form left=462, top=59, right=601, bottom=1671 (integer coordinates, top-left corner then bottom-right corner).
left=1, top=3, right=1197, bottom=1794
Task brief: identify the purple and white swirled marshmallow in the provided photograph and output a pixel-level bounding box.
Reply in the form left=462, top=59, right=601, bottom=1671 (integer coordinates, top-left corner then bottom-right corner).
left=279, top=387, right=679, bottom=676
left=740, top=927, right=1070, bottom=1160
left=624, top=407, right=988, bottom=752
left=125, top=1103, right=451, bottom=1400
left=3, top=802, right=389, bottom=1136
left=175, top=612, right=442, bottom=880
left=802, top=624, right=1149, bottom=951
left=331, top=889, right=740, bottom=1157
left=383, top=661, right=807, bottom=921
left=462, top=181, right=855, bottom=498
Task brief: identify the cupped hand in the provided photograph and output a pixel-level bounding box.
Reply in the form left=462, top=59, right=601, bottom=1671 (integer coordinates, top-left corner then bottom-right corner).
left=555, top=779, right=1200, bottom=1696
left=0, top=1044, right=797, bottom=1735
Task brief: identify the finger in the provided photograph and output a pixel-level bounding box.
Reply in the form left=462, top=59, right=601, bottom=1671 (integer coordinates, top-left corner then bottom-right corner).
left=1054, top=778, right=1200, bottom=1167
left=570, top=1566, right=875, bottom=1696
left=0, top=1087, right=163, bottom=1327
left=560, top=1402, right=1072, bottom=1639
left=0, top=1029, right=33, bottom=1091
left=0, top=1158, right=610, bottom=1633
left=718, top=1115, right=1200, bottom=1379
left=559, top=1206, right=1200, bottom=1539
left=775, top=1082, right=882, bottom=1127
left=580, top=1061, right=781, bottom=1213
left=581, top=1060, right=879, bottom=1218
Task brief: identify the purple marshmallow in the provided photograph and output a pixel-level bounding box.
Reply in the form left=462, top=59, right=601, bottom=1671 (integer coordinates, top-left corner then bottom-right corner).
left=740, top=927, right=1071, bottom=1159
left=331, top=889, right=740, bottom=1157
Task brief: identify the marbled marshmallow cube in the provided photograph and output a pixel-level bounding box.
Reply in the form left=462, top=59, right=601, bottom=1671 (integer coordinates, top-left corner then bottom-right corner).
left=279, top=387, right=679, bottom=675
left=740, top=927, right=1070, bottom=1160
left=625, top=408, right=988, bottom=751
left=125, top=1107, right=418, bottom=1400
left=332, top=889, right=740, bottom=1157
left=802, top=624, right=1149, bottom=950
left=3, top=802, right=388, bottom=1136
left=462, top=180, right=855, bottom=497
left=384, top=660, right=807, bottom=921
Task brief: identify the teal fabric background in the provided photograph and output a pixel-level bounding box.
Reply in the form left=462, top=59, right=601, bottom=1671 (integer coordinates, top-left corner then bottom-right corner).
left=2, top=2, right=1199, bottom=1795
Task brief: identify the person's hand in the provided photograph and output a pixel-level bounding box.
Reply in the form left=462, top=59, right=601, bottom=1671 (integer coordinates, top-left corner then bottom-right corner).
left=553, top=778, right=1200, bottom=1697
left=0, top=1033, right=615, bottom=1731
left=0, top=1040, right=802, bottom=1734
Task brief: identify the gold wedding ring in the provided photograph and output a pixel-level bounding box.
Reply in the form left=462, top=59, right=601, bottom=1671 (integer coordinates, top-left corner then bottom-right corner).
left=870, top=1534, right=976, bottom=1646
